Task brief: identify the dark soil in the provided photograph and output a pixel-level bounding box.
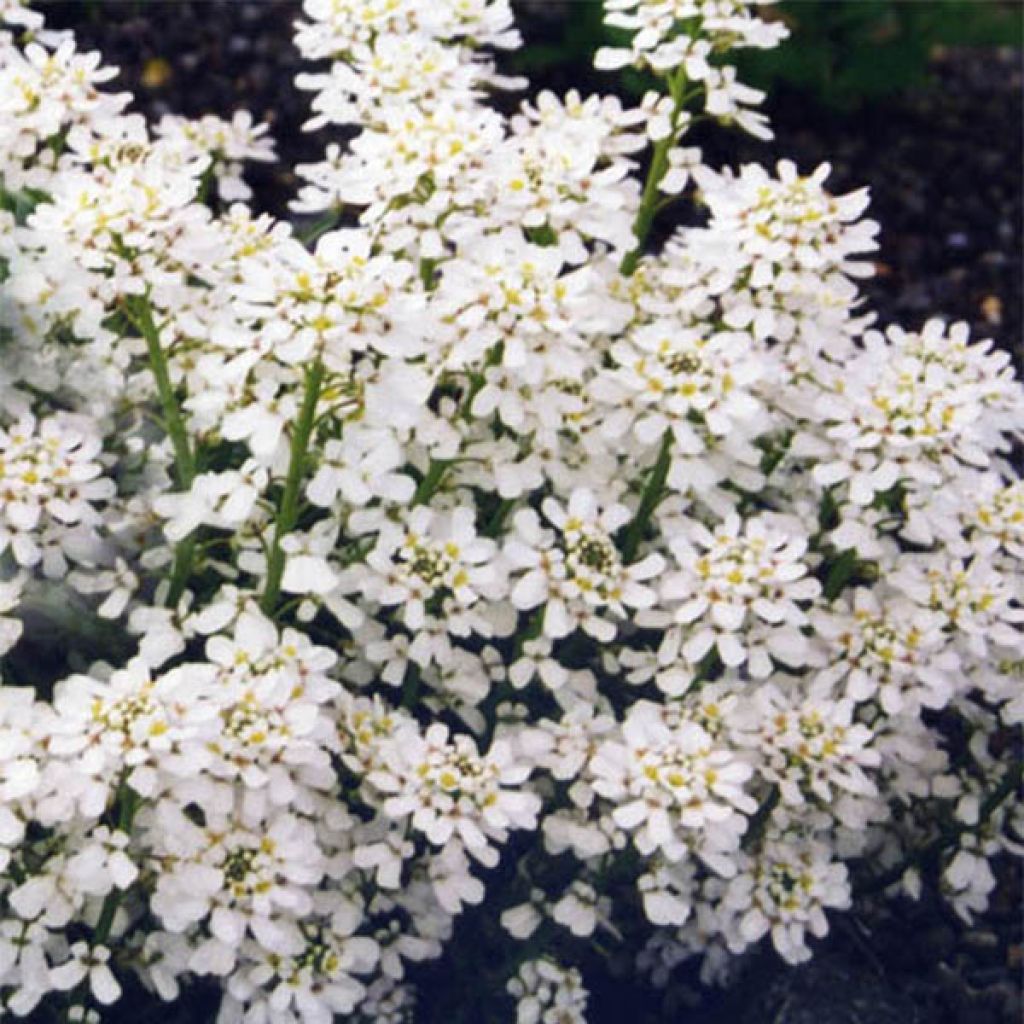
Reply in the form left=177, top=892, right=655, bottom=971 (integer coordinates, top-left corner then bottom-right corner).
left=26, top=3, right=1024, bottom=1022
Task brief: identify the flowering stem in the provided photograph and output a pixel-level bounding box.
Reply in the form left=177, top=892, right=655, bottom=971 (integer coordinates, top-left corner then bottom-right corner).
left=619, top=69, right=689, bottom=277
left=620, top=139, right=673, bottom=278
left=460, top=342, right=504, bottom=422
left=260, top=358, right=325, bottom=616
left=621, top=430, right=672, bottom=562
left=70, top=785, right=139, bottom=1019
left=92, top=788, right=139, bottom=942
left=127, top=299, right=195, bottom=493
left=412, top=458, right=451, bottom=506
left=124, top=296, right=197, bottom=607
left=82, top=304, right=185, bottom=1018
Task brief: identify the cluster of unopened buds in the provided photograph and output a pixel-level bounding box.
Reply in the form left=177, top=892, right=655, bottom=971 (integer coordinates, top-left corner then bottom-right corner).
left=0, top=0, right=1021, bottom=1021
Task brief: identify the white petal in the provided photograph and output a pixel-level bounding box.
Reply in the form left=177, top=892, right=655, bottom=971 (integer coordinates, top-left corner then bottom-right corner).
left=282, top=555, right=337, bottom=595
left=90, top=964, right=122, bottom=1005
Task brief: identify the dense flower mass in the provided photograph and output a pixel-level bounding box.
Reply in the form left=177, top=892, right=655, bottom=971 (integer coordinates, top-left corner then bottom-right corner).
left=0, top=0, right=1021, bottom=1021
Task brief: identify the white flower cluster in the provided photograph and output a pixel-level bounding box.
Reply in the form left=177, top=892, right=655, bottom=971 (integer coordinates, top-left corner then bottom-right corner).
left=154, top=111, right=277, bottom=202
left=507, top=958, right=588, bottom=1024
left=596, top=0, right=788, bottom=140
left=0, top=0, right=1021, bottom=1021
left=0, top=413, right=113, bottom=575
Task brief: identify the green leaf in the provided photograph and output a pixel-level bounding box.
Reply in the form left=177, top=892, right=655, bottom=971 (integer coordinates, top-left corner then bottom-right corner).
left=824, top=548, right=859, bottom=601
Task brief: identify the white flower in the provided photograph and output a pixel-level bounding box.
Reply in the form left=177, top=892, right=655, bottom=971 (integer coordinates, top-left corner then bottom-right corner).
left=551, top=880, right=604, bottom=937
left=150, top=811, right=322, bottom=969
left=638, top=858, right=697, bottom=925
left=507, top=488, right=664, bottom=641
left=0, top=573, right=25, bottom=656
left=0, top=0, right=1021, bottom=1015
left=661, top=512, right=819, bottom=673
left=595, top=321, right=762, bottom=449
left=153, top=462, right=267, bottom=541
left=306, top=426, right=414, bottom=508
left=812, top=588, right=957, bottom=714
left=681, top=159, right=879, bottom=342
left=50, top=943, right=122, bottom=1005
left=363, top=505, right=501, bottom=631
left=45, top=659, right=188, bottom=809
left=509, top=637, right=569, bottom=691
left=507, top=958, right=588, bottom=1024
left=738, top=684, right=880, bottom=825
left=280, top=521, right=341, bottom=597
left=0, top=413, right=114, bottom=575
left=521, top=703, right=617, bottom=783
left=0, top=0, right=44, bottom=30
left=725, top=837, right=851, bottom=964
left=590, top=701, right=755, bottom=862
left=221, top=929, right=378, bottom=1022
left=63, top=826, right=138, bottom=895
left=155, top=110, right=275, bottom=202
left=812, top=320, right=1024, bottom=501
left=68, top=558, right=139, bottom=619
left=943, top=846, right=996, bottom=920
left=891, top=556, right=1024, bottom=661
left=368, top=722, right=540, bottom=861
left=659, top=144, right=703, bottom=194
left=500, top=888, right=546, bottom=939
left=596, top=0, right=786, bottom=80
left=0, top=686, right=40, bottom=863
left=963, top=479, right=1024, bottom=560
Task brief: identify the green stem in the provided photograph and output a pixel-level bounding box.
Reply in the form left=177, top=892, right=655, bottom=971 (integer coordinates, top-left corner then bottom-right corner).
left=298, top=206, right=342, bottom=245
left=196, top=163, right=215, bottom=207
left=620, top=136, right=674, bottom=278
left=619, top=69, right=689, bottom=277
left=128, top=299, right=194, bottom=484
left=513, top=607, right=546, bottom=660
left=744, top=786, right=780, bottom=848
left=70, top=785, right=139, bottom=1019
left=166, top=537, right=198, bottom=609
left=400, top=665, right=422, bottom=710
left=483, top=498, right=515, bottom=538
left=621, top=430, right=672, bottom=562
left=460, top=342, right=503, bottom=422
left=412, top=458, right=450, bottom=507
left=74, top=300, right=197, bottom=1014
left=125, top=297, right=197, bottom=607
left=261, top=359, right=325, bottom=617
left=419, top=257, right=437, bottom=290
left=92, top=788, right=139, bottom=941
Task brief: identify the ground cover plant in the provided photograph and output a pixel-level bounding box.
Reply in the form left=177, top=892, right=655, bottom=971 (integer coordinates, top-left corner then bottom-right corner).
left=0, top=1, right=1021, bottom=1022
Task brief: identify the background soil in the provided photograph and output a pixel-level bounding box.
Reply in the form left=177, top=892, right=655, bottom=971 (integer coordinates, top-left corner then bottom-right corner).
left=34, top=3, right=1024, bottom=1022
